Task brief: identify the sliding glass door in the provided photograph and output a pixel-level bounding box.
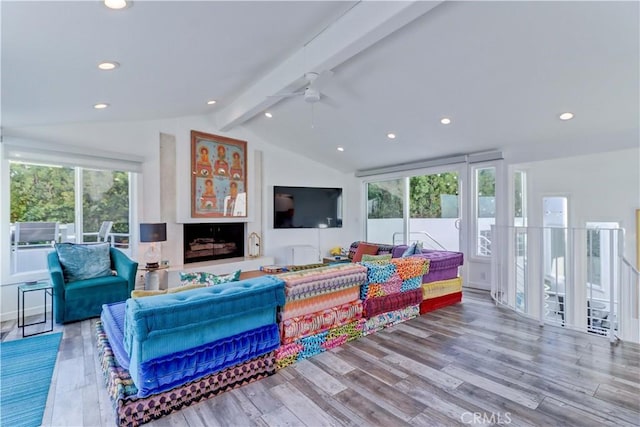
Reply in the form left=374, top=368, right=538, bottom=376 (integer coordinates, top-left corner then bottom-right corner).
left=365, top=167, right=462, bottom=251
left=408, top=171, right=460, bottom=251
left=9, top=161, right=134, bottom=276
left=9, top=163, right=75, bottom=274
left=82, top=169, right=130, bottom=248
left=366, top=178, right=405, bottom=245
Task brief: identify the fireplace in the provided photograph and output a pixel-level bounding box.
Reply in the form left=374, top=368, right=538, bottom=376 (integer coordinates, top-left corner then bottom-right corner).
left=183, top=223, right=244, bottom=264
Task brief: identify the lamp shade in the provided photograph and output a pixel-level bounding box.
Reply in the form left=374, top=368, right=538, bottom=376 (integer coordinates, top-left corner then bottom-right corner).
left=140, top=223, right=167, bottom=243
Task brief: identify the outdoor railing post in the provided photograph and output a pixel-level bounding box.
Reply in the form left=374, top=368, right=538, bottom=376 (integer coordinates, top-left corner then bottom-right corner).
left=610, top=229, right=622, bottom=343
left=539, top=226, right=545, bottom=326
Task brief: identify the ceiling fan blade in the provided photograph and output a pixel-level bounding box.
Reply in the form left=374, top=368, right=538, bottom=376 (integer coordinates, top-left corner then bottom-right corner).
left=320, top=93, right=339, bottom=108
left=309, top=70, right=334, bottom=91
left=267, top=91, right=303, bottom=99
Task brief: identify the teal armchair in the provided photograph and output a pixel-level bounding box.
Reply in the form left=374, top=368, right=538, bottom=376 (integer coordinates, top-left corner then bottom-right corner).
left=48, top=247, right=138, bottom=323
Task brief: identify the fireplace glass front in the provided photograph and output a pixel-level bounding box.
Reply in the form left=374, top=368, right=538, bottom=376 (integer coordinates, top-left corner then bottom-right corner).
left=183, top=223, right=244, bottom=264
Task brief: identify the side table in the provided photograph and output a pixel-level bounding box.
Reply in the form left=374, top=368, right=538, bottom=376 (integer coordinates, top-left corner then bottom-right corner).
left=17, top=280, right=54, bottom=338
left=139, top=265, right=169, bottom=290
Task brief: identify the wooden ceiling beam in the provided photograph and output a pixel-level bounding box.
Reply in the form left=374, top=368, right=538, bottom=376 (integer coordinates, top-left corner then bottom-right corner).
left=215, top=1, right=443, bottom=131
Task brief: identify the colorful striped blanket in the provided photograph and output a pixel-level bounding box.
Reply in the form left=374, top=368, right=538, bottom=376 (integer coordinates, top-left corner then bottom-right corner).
left=281, top=300, right=363, bottom=344
left=279, top=263, right=367, bottom=301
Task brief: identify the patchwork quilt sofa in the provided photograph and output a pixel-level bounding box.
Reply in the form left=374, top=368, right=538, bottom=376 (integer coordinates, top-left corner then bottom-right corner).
left=275, top=263, right=367, bottom=369
left=97, top=247, right=464, bottom=426
left=349, top=241, right=464, bottom=314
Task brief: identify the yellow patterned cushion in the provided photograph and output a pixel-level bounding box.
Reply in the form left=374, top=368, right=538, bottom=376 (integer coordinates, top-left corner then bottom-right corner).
left=167, top=283, right=205, bottom=293
left=131, top=289, right=166, bottom=298
left=131, top=283, right=205, bottom=298
left=361, top=254, right=392, bottom=265
left=421, top=277, right=463, bottom=299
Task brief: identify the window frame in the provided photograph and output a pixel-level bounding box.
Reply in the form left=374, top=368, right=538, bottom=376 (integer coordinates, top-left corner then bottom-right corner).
left=361, top=162, right=466, bottom=250
left=469, top=160, right=504, bottom=262
left=1, top=142, right=141, bottom=284
left=471, top=163, right=497, bottom=259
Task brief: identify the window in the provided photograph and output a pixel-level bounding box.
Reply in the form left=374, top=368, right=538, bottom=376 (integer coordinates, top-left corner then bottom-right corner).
left=474, top=166, right=496, bottom=256
left=585, top=222, right=619, bottom=335
left=366, top=179, right=404, bottom=244
left=82, top=169, right=131, bottom=248
left=365, top=169, right=462, bottom=250
left=513, top=170, right=526, bottom=227
left=9, top=161, right=134, bottom=276
left=409, top=171, right=459, bottom=251
left=513, top=170, right=527, bottom=311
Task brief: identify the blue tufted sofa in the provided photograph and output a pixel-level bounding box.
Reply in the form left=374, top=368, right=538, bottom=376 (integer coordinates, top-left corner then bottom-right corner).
left=100, top=275, right=285, bottom=397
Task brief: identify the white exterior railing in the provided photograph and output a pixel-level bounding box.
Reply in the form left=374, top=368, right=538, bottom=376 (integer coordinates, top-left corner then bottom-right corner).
left=491, top=225, right=639, bottom=344
left=366, top=218, right=459, bottom=250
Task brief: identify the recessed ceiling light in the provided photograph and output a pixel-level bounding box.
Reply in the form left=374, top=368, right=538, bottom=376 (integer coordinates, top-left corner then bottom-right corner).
left=98, top=61, right=119, bottom=70
left=93, top=103, right=109, bottom=109
left=440, top=117, right=452, bottom=125
left=264, top=112, right=273, bottom=118
left=387, top=133, right=396, bottom=139
left=104, top=0, right=128, bottom=9
left=337, top=146, right=344, bottom=152
left=207, top=100, right=217, bottom=105
left=559, top=112, right=574, bottom=121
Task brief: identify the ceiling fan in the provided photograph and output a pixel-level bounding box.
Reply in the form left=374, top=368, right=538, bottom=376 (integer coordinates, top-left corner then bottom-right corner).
left=271, top=70, right=334, bottom=104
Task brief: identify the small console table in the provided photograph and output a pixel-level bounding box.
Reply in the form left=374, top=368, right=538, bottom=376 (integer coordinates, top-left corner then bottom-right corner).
left=17, top=280, right=54, bottom=338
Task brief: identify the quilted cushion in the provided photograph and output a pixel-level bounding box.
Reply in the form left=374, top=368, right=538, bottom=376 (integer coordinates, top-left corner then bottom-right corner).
left=353, top=243, right=379, bottom=262
left=55, top=242, right=112, bottom=282
left=348, top=241, right=394, bottom=260
left=360, top=254, right=392, bottom=265
left=287, top=263, right=325, bottom=271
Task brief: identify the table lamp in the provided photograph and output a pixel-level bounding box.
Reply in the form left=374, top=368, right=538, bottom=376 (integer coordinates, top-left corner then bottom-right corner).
left=140, top=223, right=166, bottom=269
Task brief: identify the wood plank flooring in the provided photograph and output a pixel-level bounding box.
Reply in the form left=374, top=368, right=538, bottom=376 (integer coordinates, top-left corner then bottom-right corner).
left=2, top=289, right=639, bottom=426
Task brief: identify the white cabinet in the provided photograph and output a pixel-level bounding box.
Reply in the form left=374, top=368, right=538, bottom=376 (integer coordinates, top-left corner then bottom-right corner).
left=286, top=245, right=319, bottom=265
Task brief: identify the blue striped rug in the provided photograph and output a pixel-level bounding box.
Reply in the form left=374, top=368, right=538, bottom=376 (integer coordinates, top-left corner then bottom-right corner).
left=1, top=332, right=62, bottom=427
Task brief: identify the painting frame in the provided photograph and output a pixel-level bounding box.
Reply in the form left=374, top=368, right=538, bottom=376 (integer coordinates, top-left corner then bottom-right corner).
left=191, top=130, right=248, bottom=219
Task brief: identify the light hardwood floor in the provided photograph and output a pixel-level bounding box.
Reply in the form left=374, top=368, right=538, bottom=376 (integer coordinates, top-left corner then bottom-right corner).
left=2, top=289, right=639, bottom=426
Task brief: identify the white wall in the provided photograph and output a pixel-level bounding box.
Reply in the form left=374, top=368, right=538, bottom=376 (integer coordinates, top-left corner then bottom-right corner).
left=258, top=136, right=361, bottom=264
left=3, top=120, right=636, bottom=321
left=515, top=147, right=639, bottom=265
left=155, top=116, right=360, bottom=265
left=0, top=115, right=360, bottom=320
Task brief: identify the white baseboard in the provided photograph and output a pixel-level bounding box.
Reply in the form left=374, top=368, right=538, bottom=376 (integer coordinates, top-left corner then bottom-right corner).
left=2, top=304, right=53, bottom=323
left=464, top=280, right=491, bottom=291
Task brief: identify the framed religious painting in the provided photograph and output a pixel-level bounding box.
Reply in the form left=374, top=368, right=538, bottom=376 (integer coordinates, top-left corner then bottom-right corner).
left=191, top=130, right=248, bottom=218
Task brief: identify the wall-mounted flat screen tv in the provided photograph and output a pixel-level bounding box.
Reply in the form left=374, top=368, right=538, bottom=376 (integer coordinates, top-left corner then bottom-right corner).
left=274, top=186, right=343, bottom=229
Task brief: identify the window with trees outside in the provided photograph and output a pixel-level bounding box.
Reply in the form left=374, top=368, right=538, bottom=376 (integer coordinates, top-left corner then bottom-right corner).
left=367, top=178, right=404, bottom=245
left=9, top=161, right=133, bottom=275
left=366, top=170, right=461, bottom=251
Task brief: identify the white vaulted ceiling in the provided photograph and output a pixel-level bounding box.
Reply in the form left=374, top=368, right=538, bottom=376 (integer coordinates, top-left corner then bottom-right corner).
left=2, top=1, right=638, bottom=172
